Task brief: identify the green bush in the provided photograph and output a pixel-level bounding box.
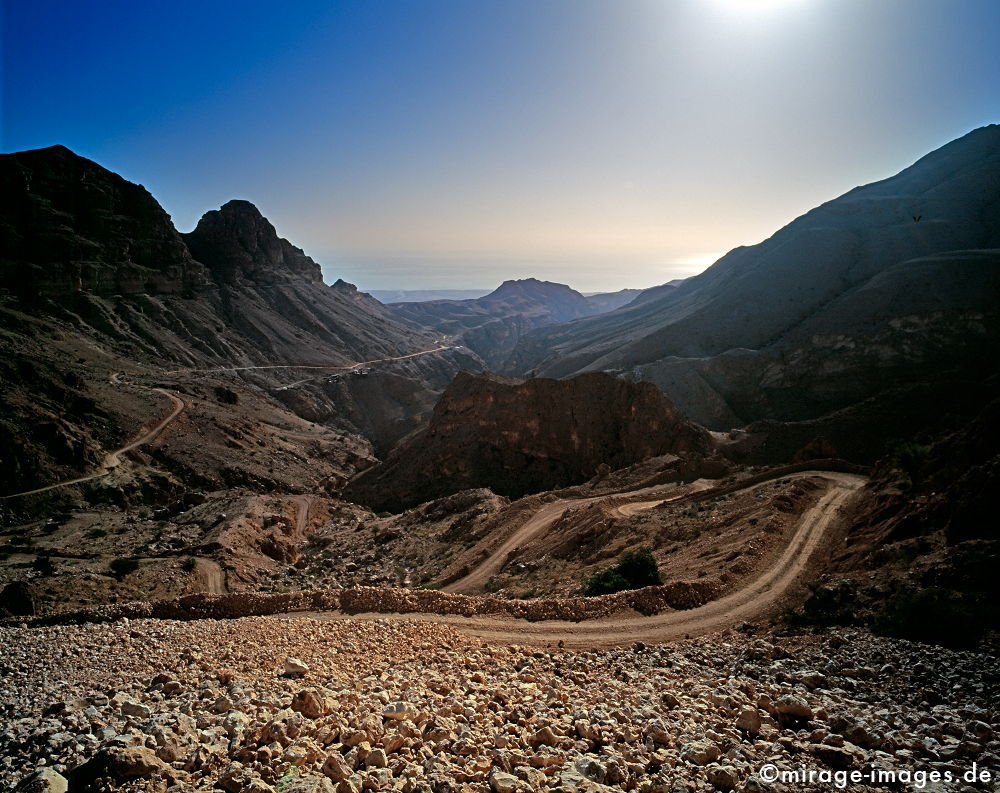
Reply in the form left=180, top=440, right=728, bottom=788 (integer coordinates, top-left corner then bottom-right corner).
left=890, top=440, right=932, bottom=488
left=213, top=385, right=239, bottom=404
left=32, top=555, right=56, bottom=576
left=795, top=579, right=859, bottom=627
left=110, top=557, right=140, bottom=578
left=584, top=547, right=662, bottom=596
left=181, top=557, right=198, bottom=572
left=874, top=587, right=983, bottom=648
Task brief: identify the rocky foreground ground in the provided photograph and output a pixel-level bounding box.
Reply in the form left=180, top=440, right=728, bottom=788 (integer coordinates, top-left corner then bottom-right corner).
left=1, top=617, right=997, bottom=793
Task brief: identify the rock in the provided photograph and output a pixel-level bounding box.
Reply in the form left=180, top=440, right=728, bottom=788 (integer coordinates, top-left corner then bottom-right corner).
left=645, top=721, right=672, bottom=745
left=292, top=688, right=331, bottom=719
left=661, top=692, right=681, bottom=709
left=220, top=763, right=260, bottom=793
left=120, top=700, right=151, bottom=719
left=283, top=657, right=310, bottom=677
left=382, top=701, right=417, bottom=721
left=775, top=694, right=813, bottom=721
left=680, top=741, right=721, bottom=765
left=70, top=746, right=170, bottom=784
left=365, top=748, right=388, bottom=768
left=575, top=755, right=607, bottom=783
left=489, top=770, right=520, bottom=793
left=529, top=725, right=559, bottom=747
left=345, top=371, right=711, bottom=511
left=707, top=766, right=739, bottom=790
left=323, top=753, right=353, bottom=782
left=283, top=775, right=336, bottom=793
left=809, top=743, right=864, bottom=769
left=14, top=769, right=68, bottom=793
left=792, top=670, right=826, bottom=690
left=0, top=581, right=36, bottom=617
left=735, top=708, right=762, bottom=735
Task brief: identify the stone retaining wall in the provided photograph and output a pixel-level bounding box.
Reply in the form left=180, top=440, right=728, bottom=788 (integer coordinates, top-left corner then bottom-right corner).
left=7, top=580, right=722, bottom=628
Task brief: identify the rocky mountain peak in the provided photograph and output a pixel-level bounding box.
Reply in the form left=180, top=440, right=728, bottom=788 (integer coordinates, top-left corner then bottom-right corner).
left=0, top=144, right=208, bottom=299
left=184, top=199, right=323, bottom=286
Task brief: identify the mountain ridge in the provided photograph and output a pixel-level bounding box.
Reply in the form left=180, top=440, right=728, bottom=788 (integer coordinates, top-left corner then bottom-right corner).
left=506, top=124, right=1000, bottom=432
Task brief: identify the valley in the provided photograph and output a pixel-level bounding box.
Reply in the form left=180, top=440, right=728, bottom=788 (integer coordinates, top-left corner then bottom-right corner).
left=1, top=129, right=998, bottom=793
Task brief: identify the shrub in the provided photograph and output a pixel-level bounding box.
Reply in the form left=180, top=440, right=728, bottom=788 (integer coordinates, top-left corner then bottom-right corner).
left=86, top=527, right=108, bottom=539
left=890, top=440, right=932, bottom=488
left=484, top=576, right=503, bottom=593
left=32, top=555, right=56, bottom=576
left=873, top=587, right=983, bottom=648
left=795, top=579, right=859, bottom=627
left=181, top=557, right=198, bottom=572
left=584, top=547, right=662, bottom=596
left=213, top=385, right=239, bottom=404
left=110, top=557, right=140, bottom=578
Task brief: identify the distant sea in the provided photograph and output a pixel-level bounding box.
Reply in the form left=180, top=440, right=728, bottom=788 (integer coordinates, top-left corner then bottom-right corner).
left=368, top=289, right=493, bottom=303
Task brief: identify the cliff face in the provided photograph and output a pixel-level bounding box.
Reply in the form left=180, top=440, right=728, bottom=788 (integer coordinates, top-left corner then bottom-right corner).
left=345, top=371, right=712, bottom=511
left=0, top=145, right=209, bottom=299
left=184, top=199, right=323, bottom=286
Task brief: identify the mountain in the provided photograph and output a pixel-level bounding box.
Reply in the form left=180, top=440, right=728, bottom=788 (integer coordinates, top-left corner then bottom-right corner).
left=506, top=125, right=1000, bottom=439
left=344, top=370, right=712, bottom=512
left=0, top=145, right=478, bottom=497
left=386, top=277, right=613, bottom=369
left=583, top=288, right=643, bottom=313
left=370, top=289, right=492, bottom=303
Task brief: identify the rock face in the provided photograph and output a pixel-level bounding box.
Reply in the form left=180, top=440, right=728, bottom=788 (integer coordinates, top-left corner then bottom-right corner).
left=184, top=199, right=323, bottom=286
left=507, top=125, right=1000, bottom=438
left=345, top=371, right=712, bottom=511
left=0, top=145, right=209, bottom=300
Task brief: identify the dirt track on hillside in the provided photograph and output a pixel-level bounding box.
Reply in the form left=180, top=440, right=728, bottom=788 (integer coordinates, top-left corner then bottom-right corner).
left=291, top=472, right=864, bottom=647
left=0, top=388, right=186, bottom=500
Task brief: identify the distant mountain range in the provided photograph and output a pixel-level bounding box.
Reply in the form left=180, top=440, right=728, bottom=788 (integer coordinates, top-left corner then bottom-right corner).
left=372, top=287, right=643, bottom=309
left=386, top=279, right=644, bottom=368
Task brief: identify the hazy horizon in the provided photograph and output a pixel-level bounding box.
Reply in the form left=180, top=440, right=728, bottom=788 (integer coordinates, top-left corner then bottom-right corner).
left=3, top=0, right=998, bottom=292
left=322, top=254, right=707, bottom=293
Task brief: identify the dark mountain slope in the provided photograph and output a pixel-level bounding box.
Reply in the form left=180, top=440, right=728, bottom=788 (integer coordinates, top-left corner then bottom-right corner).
left=344, top=370, right=712, bottom=512
left=507, top=125, right=1000, bottom=432
left=0, top=146, right=479, bottom=494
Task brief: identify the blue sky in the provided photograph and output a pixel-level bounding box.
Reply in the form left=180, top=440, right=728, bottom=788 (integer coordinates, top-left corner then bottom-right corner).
left=3, top=0, right=998, bottom=291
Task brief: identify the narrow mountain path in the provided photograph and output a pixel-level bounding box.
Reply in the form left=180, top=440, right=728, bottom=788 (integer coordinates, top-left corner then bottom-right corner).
left=195, top=558, right=227, bottom=595
left=163, top=345, right=454, bottom=376
left=289, top=472, right=865, bottom=647
left=292, top=495, right=313, bottom=534
left=442, top=481, right=712, bottom=593
left=0, top=388, right=186, bottom=500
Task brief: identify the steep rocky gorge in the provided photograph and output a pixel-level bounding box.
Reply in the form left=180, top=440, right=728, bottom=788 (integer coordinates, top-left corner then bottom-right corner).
left=345, top=371, right=712, bottom=512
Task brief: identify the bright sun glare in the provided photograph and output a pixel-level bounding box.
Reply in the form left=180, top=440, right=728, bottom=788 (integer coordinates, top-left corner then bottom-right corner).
left=714, top=0, right=804, bottom=12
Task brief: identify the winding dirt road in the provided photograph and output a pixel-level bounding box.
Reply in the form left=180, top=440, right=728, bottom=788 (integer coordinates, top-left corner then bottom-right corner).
left=163, top=345, right=453, bottom=377
left=292, top=495, right=313, bottom=534
left=291, top=472, right=864, bottom=647
left=1, top=388, right=186, bottom=500
left=195, top=558, right=227, bottom=595
left=443, top=481, right=713, bottom=593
